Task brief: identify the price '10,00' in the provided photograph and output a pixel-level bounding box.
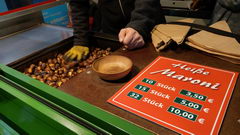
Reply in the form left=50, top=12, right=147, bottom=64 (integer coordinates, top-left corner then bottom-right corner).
left=167, top=106, right=198, bottom=121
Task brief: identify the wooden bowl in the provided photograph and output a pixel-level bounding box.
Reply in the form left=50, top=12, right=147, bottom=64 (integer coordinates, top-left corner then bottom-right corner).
left=92, top=55, right=133, bottom=80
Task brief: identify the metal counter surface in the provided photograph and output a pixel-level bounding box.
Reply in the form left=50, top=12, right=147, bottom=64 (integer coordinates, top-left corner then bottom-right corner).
left=0, top=24, right=72, bottom=65
left=58, top=43, right=240, bottom=135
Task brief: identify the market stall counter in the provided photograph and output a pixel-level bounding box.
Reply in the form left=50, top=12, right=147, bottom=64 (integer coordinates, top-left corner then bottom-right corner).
left=8, top=34, right=240, bottom=135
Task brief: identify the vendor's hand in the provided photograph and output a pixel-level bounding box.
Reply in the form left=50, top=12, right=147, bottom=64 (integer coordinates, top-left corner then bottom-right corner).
left=118, top=28, right=145, bottom=50
left=64, top=46, right=89, bottom=61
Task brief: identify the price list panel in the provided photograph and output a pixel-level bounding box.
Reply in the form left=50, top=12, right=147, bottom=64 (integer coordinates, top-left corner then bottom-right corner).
left=108, top=57, right=238, bottom=135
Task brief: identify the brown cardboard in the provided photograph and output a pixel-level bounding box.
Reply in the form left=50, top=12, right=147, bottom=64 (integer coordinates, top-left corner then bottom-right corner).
left=188, top=21, right=240, bottom=57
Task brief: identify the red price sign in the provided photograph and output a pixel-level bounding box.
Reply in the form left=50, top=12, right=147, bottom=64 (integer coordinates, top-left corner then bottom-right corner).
left=108, top=56, right=238, bottom=135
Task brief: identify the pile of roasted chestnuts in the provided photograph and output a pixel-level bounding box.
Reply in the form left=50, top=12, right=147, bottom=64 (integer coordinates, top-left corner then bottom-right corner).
left=24, top=48, right=111, bottom=87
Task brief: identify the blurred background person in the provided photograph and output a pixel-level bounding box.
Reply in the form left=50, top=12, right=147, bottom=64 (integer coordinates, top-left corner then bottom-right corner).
left=210, top=0, right=240, bottom=34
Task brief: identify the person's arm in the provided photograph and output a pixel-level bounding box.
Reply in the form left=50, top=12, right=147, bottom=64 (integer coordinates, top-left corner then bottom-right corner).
left=219, top=0, right=240, bottom=12
left=119, top=0, right=165, bottom=49
left=69, top=0, right=89, bottom=46
left=126, top=0, right=164, bottom=41
left=64, top=0, right=90, bottom=61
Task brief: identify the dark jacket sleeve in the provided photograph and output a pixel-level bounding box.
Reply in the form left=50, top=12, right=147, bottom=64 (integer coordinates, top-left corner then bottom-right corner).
left=69, top=0, right=89, bottom=47
left=126, top=0, right=165, bottom=41
left=219, top=0, right=240, bottom=12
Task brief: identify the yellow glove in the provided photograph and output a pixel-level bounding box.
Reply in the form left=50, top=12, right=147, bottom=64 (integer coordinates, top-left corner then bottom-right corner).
left=64, top=46, right=89, bottom=61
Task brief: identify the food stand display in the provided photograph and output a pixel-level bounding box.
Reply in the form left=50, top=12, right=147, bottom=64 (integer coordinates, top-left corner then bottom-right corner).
left=4, top=34, right=239, bottom=135
left=1, top=1, right=240, bottom=134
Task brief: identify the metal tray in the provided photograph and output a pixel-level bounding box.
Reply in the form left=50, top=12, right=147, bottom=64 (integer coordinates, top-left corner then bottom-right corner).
left=1, top=33, right=154, bottom=134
